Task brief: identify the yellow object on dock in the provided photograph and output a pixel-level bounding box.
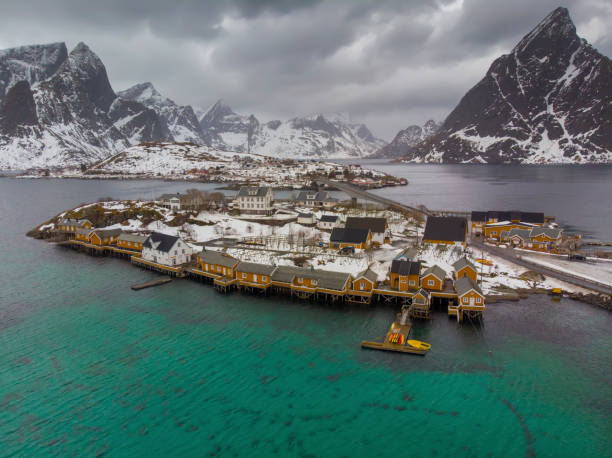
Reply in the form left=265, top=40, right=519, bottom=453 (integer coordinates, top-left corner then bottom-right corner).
left=475, top=258, right=493, bottom=266
left=361, top=340, right=429, bottom=355
left=406, top=340, right=431, bottom=350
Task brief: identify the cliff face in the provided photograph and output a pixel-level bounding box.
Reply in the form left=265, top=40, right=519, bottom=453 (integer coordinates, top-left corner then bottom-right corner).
left=404, top=8, right=612, bottom=164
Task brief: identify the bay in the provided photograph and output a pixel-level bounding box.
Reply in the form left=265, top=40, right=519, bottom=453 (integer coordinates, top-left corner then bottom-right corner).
left=0, top=169, right=611, bottom=457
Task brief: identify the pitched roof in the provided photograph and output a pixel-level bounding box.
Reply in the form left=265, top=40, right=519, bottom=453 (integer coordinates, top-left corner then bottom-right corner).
left=455, top=276, right=483, bottom=297
left=423, top=216, right=467, bottom=243
left=296, top=190, right=329, bottom=201
left=319, top=214, right=338, bottom=223
left=236, top=186, right=270, bottom=198
left=317, top=271, right=351, bottom=291
left=390, top=260, right=421, bottom=275
left=297, top=212, right=314, bottom=218
left=330, top=227, right=370, bottom=244
left=345, top=217, right=387, bottom=233
left=530, top=227, right=562, bottom=239
left=421, top=264, right=446, bottom=281
left=355, top=268, right=378, bottom=284
left=59, top=218, right=91, bottom=226
left=270, top=265, right=350, bottom=291
left=143, top=232, right=181, bottom=253
left=197, top=250, right=239, bottom=267
left=76, top=227, right=93, bottom=236
left=471, top=211, right=487, bottom=222
left=236, top=261, right=276, bottom=275
left=92, top=228, right=122, bottom=238
left=507, top=228, right=532, bottom=241
left=452, top=257, right=476, bottom=272
left=117, top=233, right=149, bottom=243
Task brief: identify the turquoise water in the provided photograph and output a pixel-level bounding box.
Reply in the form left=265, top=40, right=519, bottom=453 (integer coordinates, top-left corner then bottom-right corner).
left=1, top=177, right=611, bottom=457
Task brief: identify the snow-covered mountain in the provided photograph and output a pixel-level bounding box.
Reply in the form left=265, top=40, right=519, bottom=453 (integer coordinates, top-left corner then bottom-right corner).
left=117, top=82, right=202, bottom=144
left=196, top=100, right=385, bottom=158
left=374, top=120, right=440, bottom=158
left=403, top=7, right=612, bottom=164
left=0, top=42, right=168, bottom=169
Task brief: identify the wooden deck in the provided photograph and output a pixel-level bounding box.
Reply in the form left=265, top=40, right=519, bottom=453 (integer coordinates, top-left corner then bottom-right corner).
left=131, top=278, right=173, bottom=290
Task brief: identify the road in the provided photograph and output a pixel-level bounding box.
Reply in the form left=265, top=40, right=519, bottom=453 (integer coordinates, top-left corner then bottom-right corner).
left=315, top=178, right=431, bottom=216
left=471, top=239, right=612, bottom=296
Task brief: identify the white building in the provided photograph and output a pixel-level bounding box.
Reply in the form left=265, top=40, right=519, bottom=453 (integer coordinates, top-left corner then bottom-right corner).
left=317, top=214, right=340, bottom=231
left=234, top=186, right=274, bottom=215
left=159, top=194, right=181, bottom=211
left=141, top=232, right=193, bottom=266
left=297, top=212, right=316, bottom=225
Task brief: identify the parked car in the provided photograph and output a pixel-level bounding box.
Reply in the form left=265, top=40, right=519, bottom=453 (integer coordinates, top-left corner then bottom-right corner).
left=568, top=253, right=587, bottom=262
left=339, top=246, right=355, bottom=255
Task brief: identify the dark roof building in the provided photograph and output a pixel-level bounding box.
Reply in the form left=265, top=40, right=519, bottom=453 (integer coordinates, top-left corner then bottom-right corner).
left=330, top=228, right=370, bottom=244
left=236, top=186, right=271, bottom=198
left=345, top=217, right=387, bottom=234
left=423, top=216, right=467, bottom=244
left=143, top=232, right=181, bottom=253
left=236, top=262, right=276, bottom=275
left=390, top=260, right=421, bottom=276
left=319, top=214, right=338, bottom=223
left=197, top=250, right=239, bottom=267
left=471, top=211, right=544, bottom=224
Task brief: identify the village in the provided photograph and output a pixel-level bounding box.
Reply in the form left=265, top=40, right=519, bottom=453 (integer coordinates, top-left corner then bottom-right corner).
left=40, top=177, right=601, bottom=331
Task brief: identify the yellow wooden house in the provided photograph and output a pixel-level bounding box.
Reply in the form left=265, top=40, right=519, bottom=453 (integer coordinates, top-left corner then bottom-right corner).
left=75, top=227, right=94, bottom=242
left=389, top=260, right=421, bottom=291
left=116, top=233, right=148, bottom=251
left=455, top=276, right=485, bottom=311
left=452, top=257, right=478, bottom=283
left=197, top=250, right=240, bottom=278
left=58, top=218, right=92, bottom=233
left=329, top=228, right=372, bottom=250
left=235, top=262, right=276, bottom=289
left=419, top=265, right=446, bottom=291
left=350, top=268, right=378, bottom=293
left=90, top=229, right=122, bottom=246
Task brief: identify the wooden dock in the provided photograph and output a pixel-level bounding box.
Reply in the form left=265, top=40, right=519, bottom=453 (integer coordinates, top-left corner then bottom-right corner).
left=131, top=278, right=173, bottom=291
left=361, top=309, right=430, bottom=356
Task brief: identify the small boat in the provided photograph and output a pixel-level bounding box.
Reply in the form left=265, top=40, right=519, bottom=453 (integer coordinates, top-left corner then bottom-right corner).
left=406, top=340, right=431, bottom=350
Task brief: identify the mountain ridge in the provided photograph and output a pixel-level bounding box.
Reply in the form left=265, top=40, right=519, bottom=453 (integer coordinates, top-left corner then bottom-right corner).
left=401, top=7, right=611, bottom=164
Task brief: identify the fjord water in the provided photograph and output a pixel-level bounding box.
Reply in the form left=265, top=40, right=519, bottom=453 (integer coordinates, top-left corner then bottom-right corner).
left=0, top=169, right=611, bottom=457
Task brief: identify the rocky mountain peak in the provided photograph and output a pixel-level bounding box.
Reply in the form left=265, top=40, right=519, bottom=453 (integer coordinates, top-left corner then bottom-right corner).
left=118, top=82, right=163, bottom=104
left=403, top=7, right=611, bottom=164
left=0, top=80, right=38, bottom=134
left=0, top=41, right=68, bottom=105
left=200, top=99, right=236, bottom=125
left=63, top=42, right=116, bottom=112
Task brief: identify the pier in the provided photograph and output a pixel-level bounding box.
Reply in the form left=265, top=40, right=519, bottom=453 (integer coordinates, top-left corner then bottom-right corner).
left=131, top=278, right=173, bottom=290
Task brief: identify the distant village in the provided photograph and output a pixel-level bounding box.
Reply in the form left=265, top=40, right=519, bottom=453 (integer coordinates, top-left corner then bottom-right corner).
left=40, top=179, right=590, bottom=330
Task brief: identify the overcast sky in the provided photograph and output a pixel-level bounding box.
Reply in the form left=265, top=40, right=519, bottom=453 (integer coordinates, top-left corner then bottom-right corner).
left=0, top=0, right=610, bottom=140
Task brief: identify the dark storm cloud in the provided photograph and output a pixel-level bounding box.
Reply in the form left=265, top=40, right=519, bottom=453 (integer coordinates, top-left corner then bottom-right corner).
left=0, top=0, right=609, bottom=139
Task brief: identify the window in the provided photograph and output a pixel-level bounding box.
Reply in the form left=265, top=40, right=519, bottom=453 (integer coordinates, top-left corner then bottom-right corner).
left=476, top=297, right=482, bottom=304
left=297, top=277, right=303, bottom=284
left=359, top=283, right=364, bottom=291
left=242, top=273, right=246, bottom=279
left=463, top=297, right=469, bottom=304
left=409, top=280, right=415, bottom=286
left=427, top=280, right=434, bottom=286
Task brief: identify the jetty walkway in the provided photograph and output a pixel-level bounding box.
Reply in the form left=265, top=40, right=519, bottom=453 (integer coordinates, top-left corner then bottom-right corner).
left=315, top=178, right=431, bottom=216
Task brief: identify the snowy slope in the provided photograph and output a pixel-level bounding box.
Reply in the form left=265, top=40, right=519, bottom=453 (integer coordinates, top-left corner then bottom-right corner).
left=0, top=42, right=169, bottom=170
left=374, top=120, right=440, bottom=158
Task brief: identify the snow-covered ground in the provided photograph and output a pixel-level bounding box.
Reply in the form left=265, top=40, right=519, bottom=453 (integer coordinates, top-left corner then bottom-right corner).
left=520, top=252, right=612, bottom=286
left=42, top=199, right=600, bottom=295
